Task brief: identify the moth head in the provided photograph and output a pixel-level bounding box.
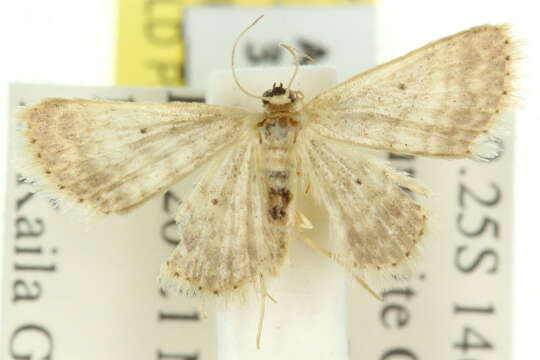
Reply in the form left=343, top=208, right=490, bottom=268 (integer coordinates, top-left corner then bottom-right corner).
left=261, top=82, right=299, bottom=107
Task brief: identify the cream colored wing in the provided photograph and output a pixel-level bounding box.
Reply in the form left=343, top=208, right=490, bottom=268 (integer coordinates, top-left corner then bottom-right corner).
left=299, top=128, right=427, bottom=278
left=305, top=25, right=516, bottom=159
left=20, top=98, right=254, bottom=213
left=160, top=137, right=289, bottom=297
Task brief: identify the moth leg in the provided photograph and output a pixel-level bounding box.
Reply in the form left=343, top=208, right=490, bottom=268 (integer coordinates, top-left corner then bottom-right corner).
left=297, top=229, right=383, bottom=302
left=296, top=168, right=311, bottom=194
left=197, top=301, right=209, bottom=320
left=298, top=232, right=333, bottom=258
left=256, top=275, right=276, bottom=350
left=256, top=118, right=267, bottom=127
left=295, top=210, right=313, bottom=230
left=354, top=276, right=384, bottom=302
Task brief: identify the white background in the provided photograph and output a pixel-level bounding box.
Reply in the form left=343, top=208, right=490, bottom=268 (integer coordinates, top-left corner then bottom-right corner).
left=0, top=1, right=538, bottom=358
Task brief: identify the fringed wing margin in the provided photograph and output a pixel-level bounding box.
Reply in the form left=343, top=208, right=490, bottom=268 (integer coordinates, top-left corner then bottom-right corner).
left=305, top=24, right=518, bottom=160
left=159, top=137, right=290, bottom=301
left=298, top=129, right=429, bottom=286
left=18, top=98, right=253, bottom=213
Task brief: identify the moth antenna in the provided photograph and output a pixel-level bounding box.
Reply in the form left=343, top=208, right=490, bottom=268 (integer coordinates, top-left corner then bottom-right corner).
left=231, top=15, right=267, bottom=101
left=279, top=43, right=314, bottom=94
left=266, top=291, right=277, bottom=304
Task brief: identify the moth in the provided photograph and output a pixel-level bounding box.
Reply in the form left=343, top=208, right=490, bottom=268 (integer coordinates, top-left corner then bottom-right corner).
left=19, top=19, right=516, bottom=305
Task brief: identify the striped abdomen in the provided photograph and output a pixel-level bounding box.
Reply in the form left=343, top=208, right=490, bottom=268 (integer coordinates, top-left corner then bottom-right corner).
left=259, top=114, right=299, bottom=224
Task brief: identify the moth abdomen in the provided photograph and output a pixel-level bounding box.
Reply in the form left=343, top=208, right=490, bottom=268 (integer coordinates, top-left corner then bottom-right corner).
left=259, top=112, right=298, bottom=225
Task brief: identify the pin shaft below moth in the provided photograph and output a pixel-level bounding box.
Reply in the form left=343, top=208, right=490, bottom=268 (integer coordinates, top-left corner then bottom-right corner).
left=19, top=20, right=516, bottom=303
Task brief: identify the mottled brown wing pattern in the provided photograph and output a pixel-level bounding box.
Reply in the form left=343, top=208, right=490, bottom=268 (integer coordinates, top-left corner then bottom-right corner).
left=17, top=23, right=518, bottom=301
left=298, top=129, right=428, bottom=278
left=20, top=98, right=251, bottom=213
left=160, top=137, right=290, bottom=297
left=305, top=25, right=516, bottom=159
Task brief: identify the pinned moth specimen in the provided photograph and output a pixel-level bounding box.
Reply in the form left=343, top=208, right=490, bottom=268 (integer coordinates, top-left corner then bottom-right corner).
left=19, top=18, right=516, bottom=322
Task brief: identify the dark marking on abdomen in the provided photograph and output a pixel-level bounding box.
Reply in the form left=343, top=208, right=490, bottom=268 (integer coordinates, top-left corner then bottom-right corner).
left=268, top=170, right=289, bottom=179
left=269, top=205, right=287, bottom=220
left=270, top=187, right=291, bottom=204
left=268, top=186, right=293, bottom=221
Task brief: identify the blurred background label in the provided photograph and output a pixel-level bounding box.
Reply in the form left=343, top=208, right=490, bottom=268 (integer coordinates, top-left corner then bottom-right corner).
left=183, top=6, right=375, bottom=87
left=116, top=0, right=373, bottom=86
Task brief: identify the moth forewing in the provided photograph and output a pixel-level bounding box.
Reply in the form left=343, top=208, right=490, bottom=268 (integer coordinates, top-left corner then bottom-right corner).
left=304, top=24, right=518, bottom=161
left=18, top=98, right=251, bottom=214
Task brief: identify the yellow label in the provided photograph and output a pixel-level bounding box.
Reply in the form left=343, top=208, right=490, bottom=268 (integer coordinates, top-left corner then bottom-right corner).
left=116, top=0, right=373, bottom=86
